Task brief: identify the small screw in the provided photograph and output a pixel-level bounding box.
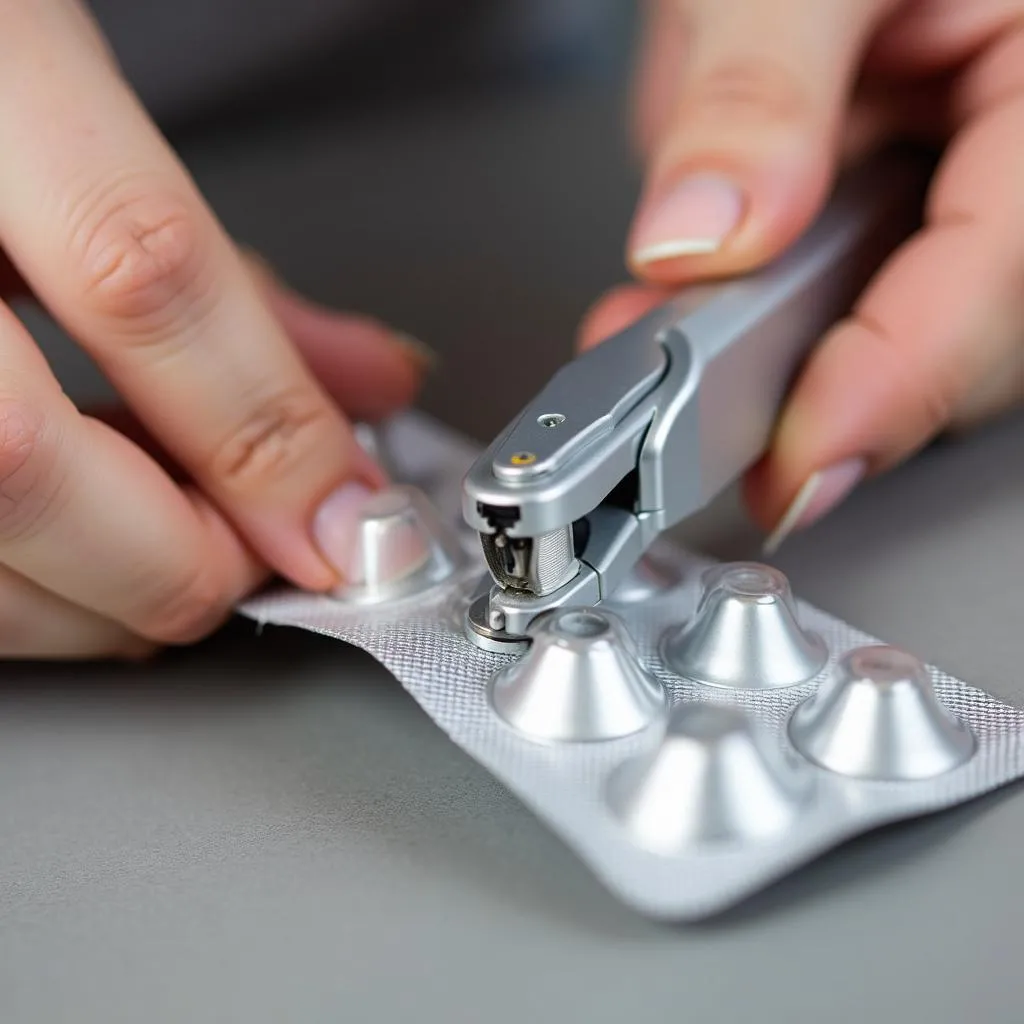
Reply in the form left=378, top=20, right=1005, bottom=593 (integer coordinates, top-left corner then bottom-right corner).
left=538, top=413, right=565, bottom=428
left=510, top=452, right=536, bottom=466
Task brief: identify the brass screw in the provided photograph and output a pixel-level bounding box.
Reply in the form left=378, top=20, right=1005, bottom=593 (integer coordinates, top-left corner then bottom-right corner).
left=510, top=452, right=536, bottom=466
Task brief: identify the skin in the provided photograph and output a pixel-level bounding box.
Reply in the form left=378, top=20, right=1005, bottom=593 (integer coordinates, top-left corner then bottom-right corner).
left=2, top=0, right=1022, bottom=659
left=583, top=0, right=1024, bottom=530
left=0, top=1, right=427, bottom=658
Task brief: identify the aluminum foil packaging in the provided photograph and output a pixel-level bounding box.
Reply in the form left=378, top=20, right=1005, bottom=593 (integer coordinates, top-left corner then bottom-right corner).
left=242, top=413, right=1024, bottom=920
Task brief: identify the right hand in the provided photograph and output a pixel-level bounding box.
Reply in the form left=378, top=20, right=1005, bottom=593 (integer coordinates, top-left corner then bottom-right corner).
left=582, top=0, right=1024, bottom=549
left=0, top=1, right=430, bottom=659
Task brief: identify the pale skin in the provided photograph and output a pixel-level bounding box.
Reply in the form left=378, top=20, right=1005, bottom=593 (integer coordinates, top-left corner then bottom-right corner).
left=1, top=0, right=1022, bottom=659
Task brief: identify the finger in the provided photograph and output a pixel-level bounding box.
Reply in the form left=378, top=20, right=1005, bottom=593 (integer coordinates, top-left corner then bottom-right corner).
left=0, top=563, right=153, bottom=660
left=3, top=244, right=435, bottom=426
left=243, top=253, right=433, bottom=423
left=749, top=34, right=1024, bottom=541
left=576, top=283, right=672, bottom=350
left=87, top=257, right=433, bottom=457
left=0, top=3, right=384, bottom=591
left=865, top=0, right=1024, bottom=76
left=86, top=393, right=404, bottom=490
left=0, top=298, right=266, bottom=644
left=632, top=0, right=691, bottom=158
left=627, top=0, right=894, bottom=282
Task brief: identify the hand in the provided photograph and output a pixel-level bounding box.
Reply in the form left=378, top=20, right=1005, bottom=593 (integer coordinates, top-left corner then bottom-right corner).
left=583, top=0, right=1024, bottom=547
left=0, top=1, right=430, bottom=658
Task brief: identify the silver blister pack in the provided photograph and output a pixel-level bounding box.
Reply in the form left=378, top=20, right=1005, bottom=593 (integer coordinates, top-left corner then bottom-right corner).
left=242, top=413, right=1024, bottom=920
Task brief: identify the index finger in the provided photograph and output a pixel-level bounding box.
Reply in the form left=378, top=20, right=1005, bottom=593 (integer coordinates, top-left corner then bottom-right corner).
left=0, top=0, right=377, bottom=590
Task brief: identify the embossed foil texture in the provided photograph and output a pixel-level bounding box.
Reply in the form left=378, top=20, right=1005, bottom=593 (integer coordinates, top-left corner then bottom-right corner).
left=241, top=413, right=1024, bottom=920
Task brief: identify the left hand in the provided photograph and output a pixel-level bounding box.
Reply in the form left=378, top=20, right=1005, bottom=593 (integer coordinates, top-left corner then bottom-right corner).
left=582, top=0, right=1024, bottom=546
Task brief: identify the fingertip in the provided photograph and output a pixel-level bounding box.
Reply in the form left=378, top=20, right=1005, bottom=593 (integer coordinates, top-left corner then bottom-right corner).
left=260, top=277, right=431, bottom=419
left=628, top=172, right=746, bottom=273
left=741, top=329, right=879, bottom=538
left=628, top=153, right=833, bottom=284
left=390, top=331, right=438, bottom=376
left=761, top=456, right=867, bottom=554
left=577, top=284, right=669, bottom=350
left=743, top=363, right=870, bottom=540
left=243, top=245, right=433, bottom=399
left=308, top=320, right=427, bottom=421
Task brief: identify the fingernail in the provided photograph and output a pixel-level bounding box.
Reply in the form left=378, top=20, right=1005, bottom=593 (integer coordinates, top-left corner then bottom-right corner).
left=763, top=457, right=867, bottom=555
left=313, top=481, right=375, bottom=580
left=630, top=174, right=745, bottom=267
left=393, top=331, right=438, bottom=374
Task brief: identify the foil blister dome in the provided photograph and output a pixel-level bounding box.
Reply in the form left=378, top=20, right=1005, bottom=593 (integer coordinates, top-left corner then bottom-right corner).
left=606, top=703, right=813, bottom=854
left=489, top=608, right=668, bottom=743
left=662, top=562, right=828, bottom=690
left=330, top=485, right=469, bottom=605
left=789, top=645, right=976, bottom=780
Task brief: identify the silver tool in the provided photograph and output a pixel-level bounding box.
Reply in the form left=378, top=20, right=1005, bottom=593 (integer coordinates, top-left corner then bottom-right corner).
left=462, top=151, right=928, bottom=651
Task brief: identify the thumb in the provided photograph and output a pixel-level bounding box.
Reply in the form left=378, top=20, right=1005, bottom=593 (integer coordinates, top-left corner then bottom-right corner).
left=628, top=0, right=892, bottom=282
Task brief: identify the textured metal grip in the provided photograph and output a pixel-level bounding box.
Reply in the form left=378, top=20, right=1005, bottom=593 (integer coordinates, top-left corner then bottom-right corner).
left=481, top=527, right=578, bottom=595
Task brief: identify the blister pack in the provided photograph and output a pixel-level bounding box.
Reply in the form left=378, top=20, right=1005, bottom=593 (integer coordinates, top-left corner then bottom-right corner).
left=242, top=412, right=1024, bottom=920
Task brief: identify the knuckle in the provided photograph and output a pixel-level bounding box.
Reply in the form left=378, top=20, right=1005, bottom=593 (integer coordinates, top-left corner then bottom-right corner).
left=683, top=58, right=811, bottom=128
left=132, top=564, right=231, bottom=645
left=70, top=185, right=211, bottom=332
left=208, top=389, right=336, bottom=492
left=0, top=397, right=65, bottom=543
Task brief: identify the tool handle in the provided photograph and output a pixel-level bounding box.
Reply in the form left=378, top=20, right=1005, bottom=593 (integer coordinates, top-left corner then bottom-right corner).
left=463, top=149, right=929, bottom=538
left=639, top=149, right=928, bottom=528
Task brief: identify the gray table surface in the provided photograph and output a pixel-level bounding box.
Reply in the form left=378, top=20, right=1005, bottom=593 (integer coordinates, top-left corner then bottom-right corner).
left=4, top=64, right=1024, bottom=1024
